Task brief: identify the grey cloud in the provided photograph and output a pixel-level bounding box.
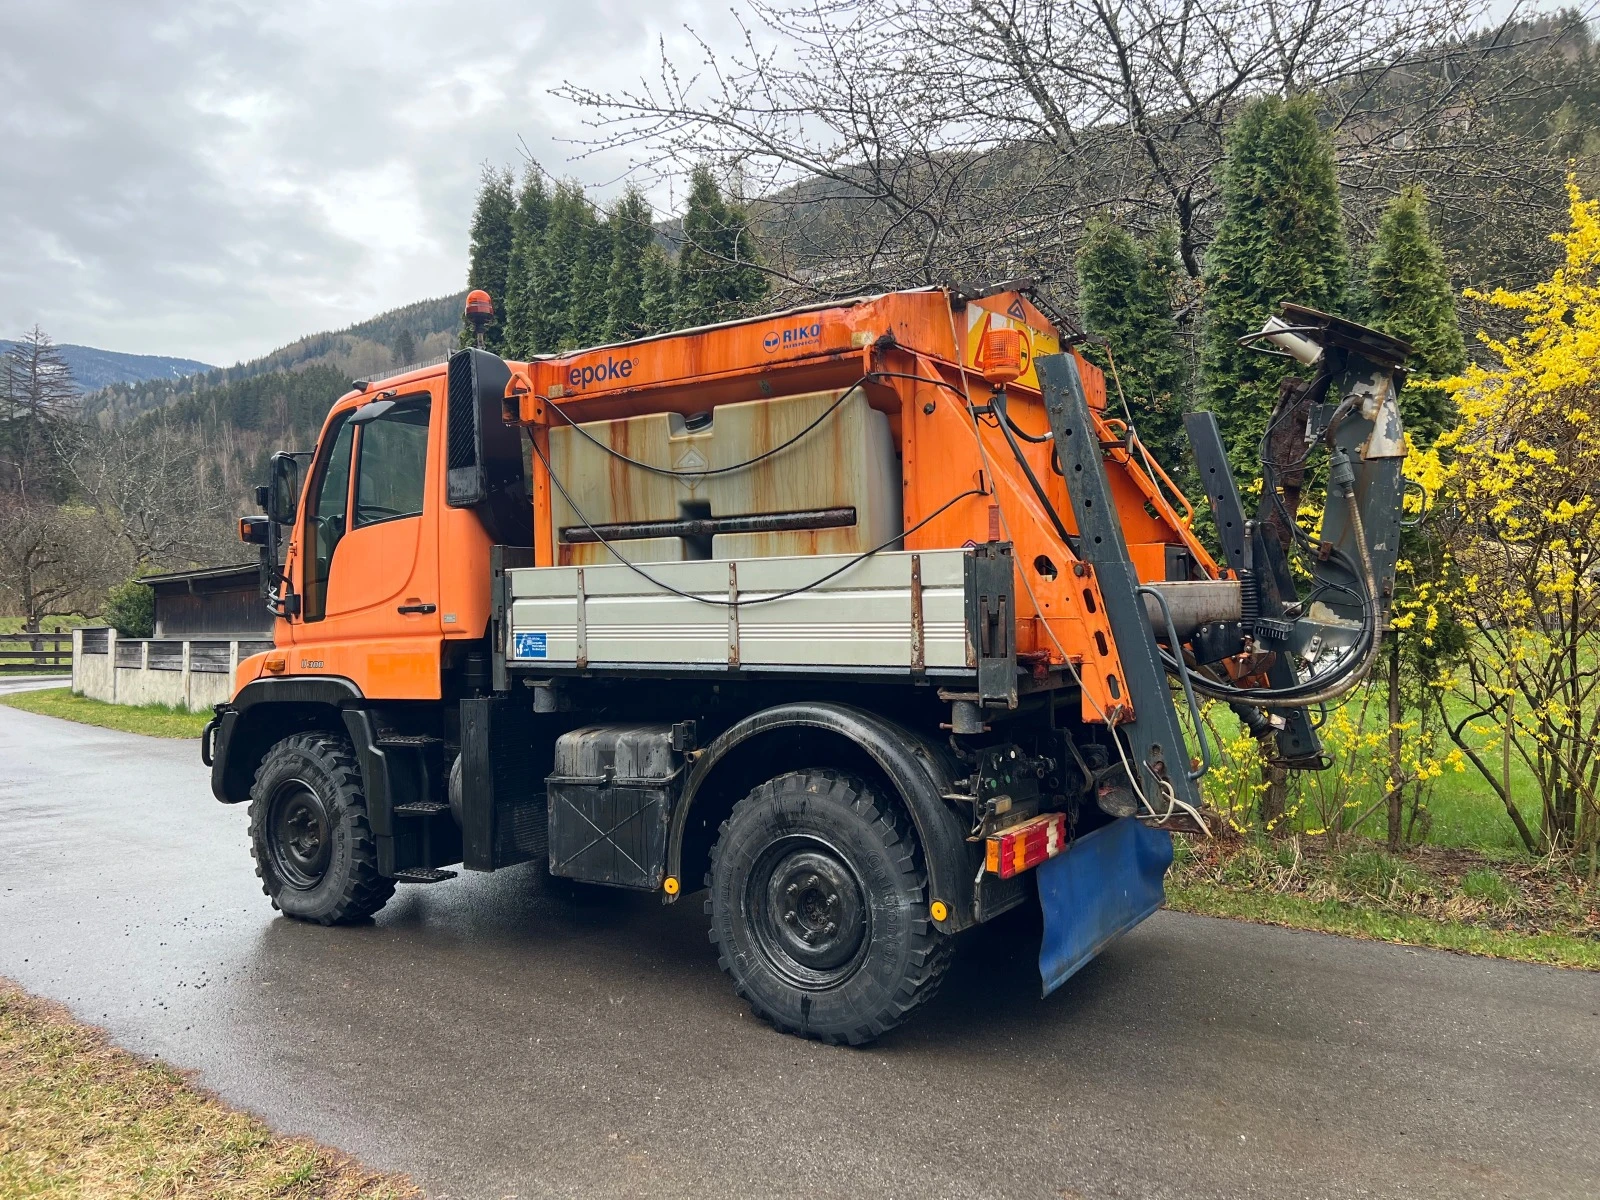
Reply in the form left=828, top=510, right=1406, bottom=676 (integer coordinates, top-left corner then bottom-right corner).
left=1, top=0, right=733, bottom=365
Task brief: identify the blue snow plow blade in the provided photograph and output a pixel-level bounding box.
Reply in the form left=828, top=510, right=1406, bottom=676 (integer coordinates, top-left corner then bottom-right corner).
left=1037, top=816, right=1174, bottom=996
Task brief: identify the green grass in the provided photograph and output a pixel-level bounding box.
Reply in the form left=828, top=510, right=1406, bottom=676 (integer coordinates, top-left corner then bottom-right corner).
left=0, top=615, right=90, bottom=633
left=1460, top=866, right=1517, bottom=906
left=0, top=687, right=209, bottom=738
left=1201, top=688, right=1547, bottom=852
left=1168, top=880, right=1600, bottom=970
left=1170, top=834, right=1599, bottom=970
left=1324, top=735, right=1542, bottom=853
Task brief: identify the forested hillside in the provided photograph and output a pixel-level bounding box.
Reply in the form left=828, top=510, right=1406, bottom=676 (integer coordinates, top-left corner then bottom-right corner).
left=0, top=296, right=465, bottom=629
left=83, top=292, right=464, bottom=426
left=128, top=364, right=351, bottom=501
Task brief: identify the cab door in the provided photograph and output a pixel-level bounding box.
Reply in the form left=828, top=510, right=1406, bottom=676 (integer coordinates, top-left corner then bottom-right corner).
left=290, top=387, right=442, bottom=697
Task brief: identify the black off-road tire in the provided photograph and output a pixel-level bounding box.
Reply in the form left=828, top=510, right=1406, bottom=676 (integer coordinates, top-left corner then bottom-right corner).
left=706, top=769, right=953, bottom=1045
left=248, top=732, right=394, bottom=925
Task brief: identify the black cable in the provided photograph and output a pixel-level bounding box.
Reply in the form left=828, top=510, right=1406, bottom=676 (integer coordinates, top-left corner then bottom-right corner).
left=996, top=390, right=1053, bottom=443
left=990, top=388, right=1076, bottom=549
left=861, top=370, right=969, bottom=401
left=543, top=368, right=975, bottom=483
left=531, top=435, right=987, bottom=609
left=544, top=376, right=867, bottom=480
left=1157, top=540, right=1377, bottom=703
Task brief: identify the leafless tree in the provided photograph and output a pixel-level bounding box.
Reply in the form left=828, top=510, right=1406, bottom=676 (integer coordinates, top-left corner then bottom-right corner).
left=0, top=496, right=128, bottom=633
left=556, top=1, right=1587, bottom=310
left=62, top=416, right=237, bottom=571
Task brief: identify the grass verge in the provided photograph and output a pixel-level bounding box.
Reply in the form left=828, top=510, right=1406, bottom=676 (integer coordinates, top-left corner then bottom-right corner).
left=0, top=687, right=209, bottom=739
left=1168, top=836, right=1600, bottom=970
left=0, top=978, right=418, bottom=1199
left=1168, top=881, right=1600, bottom=968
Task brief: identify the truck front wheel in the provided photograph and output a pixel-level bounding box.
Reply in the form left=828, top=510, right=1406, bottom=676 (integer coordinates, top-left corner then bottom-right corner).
left=248, top=733, right=394, bottom=925
left=706, top=769, right=952, bottom=1045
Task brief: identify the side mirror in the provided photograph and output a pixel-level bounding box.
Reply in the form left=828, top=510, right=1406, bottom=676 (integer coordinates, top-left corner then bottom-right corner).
left=268, top=452, right=301, bottom=525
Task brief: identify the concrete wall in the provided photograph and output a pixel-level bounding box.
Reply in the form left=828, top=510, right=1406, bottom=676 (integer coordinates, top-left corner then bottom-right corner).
left=72, top=627, right=272, bottom=713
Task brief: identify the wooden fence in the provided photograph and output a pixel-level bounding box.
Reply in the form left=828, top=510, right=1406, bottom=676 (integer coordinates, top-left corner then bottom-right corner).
left=0, top=631, right=73, bottom=674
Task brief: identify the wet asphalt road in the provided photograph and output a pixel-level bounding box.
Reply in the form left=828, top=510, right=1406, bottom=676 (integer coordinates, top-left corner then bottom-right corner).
left=1, top=700, right=1597, bottom=1200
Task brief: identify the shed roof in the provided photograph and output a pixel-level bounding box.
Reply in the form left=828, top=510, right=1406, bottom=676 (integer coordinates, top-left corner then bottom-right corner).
left=140, top=563, right=259, bottom=591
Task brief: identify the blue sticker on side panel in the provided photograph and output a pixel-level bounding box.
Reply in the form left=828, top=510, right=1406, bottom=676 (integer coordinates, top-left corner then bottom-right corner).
left=512, top=632, right=548, bottom=660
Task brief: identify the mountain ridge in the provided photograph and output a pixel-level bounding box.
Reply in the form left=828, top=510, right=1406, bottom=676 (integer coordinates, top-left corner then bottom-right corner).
left=83, top=292, right=467, bottom=425
left=0, top=340, right=213, bottom=394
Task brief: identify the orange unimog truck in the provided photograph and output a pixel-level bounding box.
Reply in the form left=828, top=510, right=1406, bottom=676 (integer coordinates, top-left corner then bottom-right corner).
left=207, top=285, right=1409, bottom=1044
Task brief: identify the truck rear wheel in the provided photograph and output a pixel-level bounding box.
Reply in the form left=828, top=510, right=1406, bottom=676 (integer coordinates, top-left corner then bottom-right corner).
left=706, top=769, right=952, bottom=1045
left=248, top=732, right=394, bottom=925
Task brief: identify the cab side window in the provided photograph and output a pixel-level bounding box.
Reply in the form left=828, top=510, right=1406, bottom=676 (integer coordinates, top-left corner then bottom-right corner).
left=303, top=415, right=355, bottom=623
left=354, top=398, right=431, bottom=527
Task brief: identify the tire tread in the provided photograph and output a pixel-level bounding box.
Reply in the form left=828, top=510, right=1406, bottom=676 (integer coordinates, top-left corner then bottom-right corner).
left=248, top=732, right=394, bottom=925
left=706, top=768, right=953, bottom=1045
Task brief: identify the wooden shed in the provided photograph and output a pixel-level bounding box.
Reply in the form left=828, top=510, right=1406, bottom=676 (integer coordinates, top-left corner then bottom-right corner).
left=142, top=564, right=273, bottom=639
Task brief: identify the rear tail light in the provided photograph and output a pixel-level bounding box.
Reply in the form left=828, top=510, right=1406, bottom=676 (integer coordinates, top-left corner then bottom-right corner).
left=984, top=811, right=1069, bottom=878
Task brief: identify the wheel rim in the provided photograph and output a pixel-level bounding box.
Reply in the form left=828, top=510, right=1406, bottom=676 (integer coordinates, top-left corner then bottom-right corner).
left=750, top=838, right=870, bottom=989
left=269, top=779, right=331, bottom=889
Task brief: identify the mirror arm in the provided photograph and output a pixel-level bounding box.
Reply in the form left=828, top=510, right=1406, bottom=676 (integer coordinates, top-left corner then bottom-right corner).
left=259, top=515, right=300, bottom=620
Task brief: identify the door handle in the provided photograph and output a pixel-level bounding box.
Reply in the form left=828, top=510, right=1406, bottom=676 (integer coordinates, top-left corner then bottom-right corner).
left=397, top=603, right=437, bottom=615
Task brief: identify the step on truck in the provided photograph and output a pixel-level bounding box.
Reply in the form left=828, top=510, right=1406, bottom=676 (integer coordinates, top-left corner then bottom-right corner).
left=206, top=285, right=1409, bottom=1044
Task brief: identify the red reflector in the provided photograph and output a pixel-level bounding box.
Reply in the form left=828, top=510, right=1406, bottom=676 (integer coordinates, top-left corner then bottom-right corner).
left=985, top=812, right=1068, bottom=879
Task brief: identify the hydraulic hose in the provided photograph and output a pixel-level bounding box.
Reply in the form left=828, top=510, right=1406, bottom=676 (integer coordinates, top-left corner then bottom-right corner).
left=1160, top=458, right=1383, bottom=708
left=990, top=388, right=1076, bottom=550
left=1277, top=476, right=1384, bottom=706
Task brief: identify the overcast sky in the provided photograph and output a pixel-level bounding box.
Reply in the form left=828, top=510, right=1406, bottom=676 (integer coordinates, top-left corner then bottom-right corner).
left=0, top=0, right=739, bottom=366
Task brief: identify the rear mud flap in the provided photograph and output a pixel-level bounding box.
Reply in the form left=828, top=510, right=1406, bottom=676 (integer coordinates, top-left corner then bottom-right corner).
left=1037, top=817, right=1174, bottom=996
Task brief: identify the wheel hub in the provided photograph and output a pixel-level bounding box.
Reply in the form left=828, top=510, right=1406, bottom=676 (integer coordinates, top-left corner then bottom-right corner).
left=760, top=846, right=866, bottom=977
left=270, top=781, right=331, bottom=889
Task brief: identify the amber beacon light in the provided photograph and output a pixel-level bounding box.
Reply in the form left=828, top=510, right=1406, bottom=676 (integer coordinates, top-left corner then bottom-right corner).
left=977, top=326, right=1027, bottom=387
left=465, top=289, right=494, bottom=347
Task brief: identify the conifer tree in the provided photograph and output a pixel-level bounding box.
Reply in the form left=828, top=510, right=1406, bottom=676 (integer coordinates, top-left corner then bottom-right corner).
left=1076, top=218, right=1188, bottom=463
left=605, top=188, right=655, bottom=341
left=675, top=165, right=768, bottom=327
left=572, top=218, right=613, bottom=348
left=0, top=325, right=77, bottom=500
left=461, top=165, right=516, bottom=351
left=639, top=245, right=677, bottom=336
left=533, top=181, right=602, bottom=352
left=1201, top=96, right=1348, bottom=476
left=502, top=169, right=551, bottom=357
left=1359, top=186, right=1465, bottom=444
